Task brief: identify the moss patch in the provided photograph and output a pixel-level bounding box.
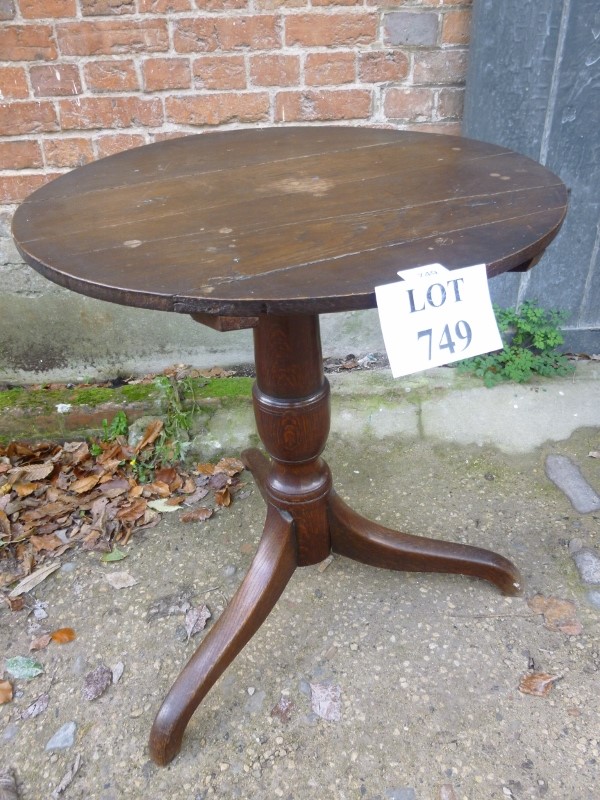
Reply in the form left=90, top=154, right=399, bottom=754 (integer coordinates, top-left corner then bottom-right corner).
left=182, top=377, right=254, bottom=400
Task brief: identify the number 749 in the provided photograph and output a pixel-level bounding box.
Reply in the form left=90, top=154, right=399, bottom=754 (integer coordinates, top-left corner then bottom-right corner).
left=417, top=321, right=472, bottom=360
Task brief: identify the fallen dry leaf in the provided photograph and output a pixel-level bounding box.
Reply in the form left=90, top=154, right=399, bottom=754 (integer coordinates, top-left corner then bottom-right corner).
left=183, top=486, right=209, bottom=505
left=0, top=422, right=251, bottom=581
left=51, top=753, right=81, bottom=799
left=209, top=472, right=229, bottom=490
left=215, top=487, right=231, bottom=507
left=4, top=596, right=25, bottom=612
left=21, top=692, right=49, bottom=720
left=82, top=664, right=112, bottom=701
left=270, top=696, right=294, bottom=724
left=527, top=594, right=583, bottom=635
left=0, top=767, right=18, bottom=800
left=185, top=604, right=211, bottom=640
left=518, top=672, right=562, bottom=697
left=310, top=682, right=341, bottom=721
left=147, top=499, right=179, bottom=514
left=29, top=633, right=52, bottom=652
left=29, top=534, right=63, bottom=553
left=70, top=474, right=100, bottom=494
left=13, top=482, right=38, bottom=498
left=8, top=562, right=61, bottom=599
left=0, top=680, right=13, bottom=705
left=50, top=627, right=76, bottom=644
left=195, top=462, right=216, bottom=475
left=214, top=457, right=245, bottom=476
left=105, top=571, right=138, bottom=590
left=21, top=462, right=54, bottom=481
left=180, top=507, right=213, bottom=523
left=0, top=509, right=10, bottom=538
left=134, top=419, right=163, bottom=454
left=111, top=662, right=125, bottom=684
left=438, top=785, right=458, bottom=800
left=146, top=591, right=192, bottom=622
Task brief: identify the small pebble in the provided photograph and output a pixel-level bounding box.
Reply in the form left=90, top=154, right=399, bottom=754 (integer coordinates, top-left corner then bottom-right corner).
left=385, top=789, right=416, bottom=800
left=1, top=724, right=18, bottom=741
left=223, top=565, right=236, bottom=578
left=45, top=721, right=76, bottom=751
left=545, top=455, right=600, bottom=514
left=587, top=590, right=600, bottom=610
left=572, top=548, right=600, bottom=584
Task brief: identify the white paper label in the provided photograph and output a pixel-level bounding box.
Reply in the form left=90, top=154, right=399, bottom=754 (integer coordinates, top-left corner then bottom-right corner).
left=375, top=263, right=502, bottom=378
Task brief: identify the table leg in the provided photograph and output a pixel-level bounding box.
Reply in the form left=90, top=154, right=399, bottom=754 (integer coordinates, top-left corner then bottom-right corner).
left=328, top=492, right=522, bottom=595
left=150, top=311, right=522, bottom=764
left=149, top=504, right=297, bottom=766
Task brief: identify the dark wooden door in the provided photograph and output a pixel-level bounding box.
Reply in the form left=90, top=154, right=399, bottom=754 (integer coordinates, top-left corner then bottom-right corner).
left=464, top=0, right=600, bottom=353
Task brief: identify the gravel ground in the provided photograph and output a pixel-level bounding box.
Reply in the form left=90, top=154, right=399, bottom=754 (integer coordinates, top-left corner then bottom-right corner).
left=1, top=427, right=599, bottom=800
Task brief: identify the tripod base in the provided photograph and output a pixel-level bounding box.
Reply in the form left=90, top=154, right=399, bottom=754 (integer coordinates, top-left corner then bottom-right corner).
left=149, top=314, right=522, bottom=765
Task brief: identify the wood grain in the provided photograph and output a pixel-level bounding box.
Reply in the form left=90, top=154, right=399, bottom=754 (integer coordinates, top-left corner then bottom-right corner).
left=12, top=127, right=567, bottom=316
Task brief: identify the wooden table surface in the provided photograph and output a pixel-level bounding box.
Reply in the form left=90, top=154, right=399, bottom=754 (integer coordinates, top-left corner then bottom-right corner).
left=12, top=127, right=567, bottom=317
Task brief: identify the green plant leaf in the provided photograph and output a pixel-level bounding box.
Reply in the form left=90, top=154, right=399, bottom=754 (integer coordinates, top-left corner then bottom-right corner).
left=455, top=300, right=573, bottom=387
left=100, top=547, right=127, bottom=563
left=5, top=656, right=44, bottom=680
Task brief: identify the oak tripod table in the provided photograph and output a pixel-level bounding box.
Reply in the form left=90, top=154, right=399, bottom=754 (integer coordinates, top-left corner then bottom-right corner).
left=12, top=127, right=567, bottom=765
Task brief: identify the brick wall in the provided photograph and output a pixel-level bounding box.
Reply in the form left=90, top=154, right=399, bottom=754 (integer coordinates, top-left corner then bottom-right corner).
left=0, top=0, right=471, bottom=209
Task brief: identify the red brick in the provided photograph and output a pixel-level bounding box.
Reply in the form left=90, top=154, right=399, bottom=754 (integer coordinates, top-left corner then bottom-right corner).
left=19, top=0, right=75, bottom=17
left=193, top=56, right=246, bottom=90
left=412, top=49, right=468, bottom=84
left=254, top=0, right=303, bottom=8
left=383, top=87, right=435, bottom=121
left=43, top=137, right=95, bottom=167
left=30, top=63, right=81, bottom=97
left=313, top=0, right=362, bottom=6
left=59, top=96, right=163, bottom=130
left=152, top=131, right=189, bottom=142
left=195, top=0, right=247, bottom=8
left=84, top=60, right=139, bottom=93
left=437, top=86, right=464, bottom=119
left=305, top=52, right=355, bottom=86
left=275, top=89, right=372, bottom=122
left=56, top=20, right=168, bottom=57
left=174, top=16, right=280, bottom=53
left=250, top=54, right=300, bottom=87
left=0, top=140, right=43, bottom=170
left=0, top=173, right=60, bottom=204
left=80, top=0, right=135, bottom=14
left=358, top=50, right=409, bottom=83
left=442, top=8, right=471, bottom=44
left=0, top=66, right=29, bottom=99
left=285, top=13, right=377, bottom=47
left=0, top=0, right=16, bottom=20
left=143, top=58, right=191, bottom=92
left=137, top=0, right=190, bottom=11
left=0, top=25, right=57, bottom=61
left=165, top=93, right=270, bottom=126
left=408, top=121, right=462, bottom=135
left=94, top=133, right=147, bottom=159
left=0, top=100, right=59, bottom=135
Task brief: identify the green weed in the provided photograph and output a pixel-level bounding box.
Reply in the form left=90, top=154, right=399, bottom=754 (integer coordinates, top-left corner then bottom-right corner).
left=456, top=301, right=574, bottom=387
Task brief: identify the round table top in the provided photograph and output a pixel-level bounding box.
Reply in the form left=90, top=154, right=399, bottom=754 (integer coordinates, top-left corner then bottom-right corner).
left=12, top=127, right=567, bottom=317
